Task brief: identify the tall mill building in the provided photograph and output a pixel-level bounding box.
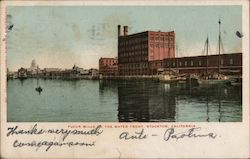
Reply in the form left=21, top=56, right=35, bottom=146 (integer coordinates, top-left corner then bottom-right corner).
left=118, top=25, right=176, bottom=75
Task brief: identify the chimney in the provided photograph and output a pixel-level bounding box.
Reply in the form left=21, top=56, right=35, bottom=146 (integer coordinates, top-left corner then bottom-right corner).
left=124, top=26, right=128, bottom=36
left=118, top=25, right=121, bottom=37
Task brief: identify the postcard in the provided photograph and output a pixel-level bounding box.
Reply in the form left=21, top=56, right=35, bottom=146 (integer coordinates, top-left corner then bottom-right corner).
left=0, top=0, right=249, bottom=158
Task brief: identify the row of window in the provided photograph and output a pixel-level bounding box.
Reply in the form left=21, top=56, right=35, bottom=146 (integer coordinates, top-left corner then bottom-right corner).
left=150, top=55, right=164, bottom=60
left=119, top=44, right=148, bottom=51
left=119, top=57, right=148, bottom=63
left=100, top=60, right=117, bottom=65
left=119, top=71, right=149, bottom=76
left=119, top=50, right=148, bottom=57
left=151, top=62, right=163, bottom=67
left=165, top=59, right=234, bottom=67
left=150, top=43, right=174, bottom=48
left=119, top=37, right=148, bottom=46
left=120, top=63, right=149, bottom=69
left=119, top=49, right=173, bottom=59
left=149, top=36, right=174, bottom=41
left=100, top=68, right=118, bottom=72
left=119, top=43, right=174, bottom=52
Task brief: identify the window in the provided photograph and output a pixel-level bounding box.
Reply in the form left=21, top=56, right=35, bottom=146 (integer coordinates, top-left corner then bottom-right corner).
left=221, top=59, right=224, bottom=65
left=199, top=60, right=201, bottom=66
left=190, top=61, right=193, bottom=66
left=173, top=62, right=175, bottom=67
left=179, top=62, right=182, bottom=66
left=185, top=61, right=187, bottom=66
left=230, top=59, right=233, bottom=65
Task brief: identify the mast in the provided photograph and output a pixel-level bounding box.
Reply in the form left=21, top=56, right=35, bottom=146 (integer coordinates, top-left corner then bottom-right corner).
left=218, top=18, right=221, bottom=73
left=176, top=44, right=178, bottom=69
left=206, top=36, right=209, bottom=74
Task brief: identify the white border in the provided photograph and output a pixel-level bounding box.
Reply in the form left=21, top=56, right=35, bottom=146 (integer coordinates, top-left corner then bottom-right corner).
left=1, top=0, right=249, bottom=158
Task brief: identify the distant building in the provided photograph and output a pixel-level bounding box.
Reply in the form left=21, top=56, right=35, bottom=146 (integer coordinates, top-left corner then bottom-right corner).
left=99, top=57, right=118, bottom=76
left=79, top=69, right=90, bottom=75
left=17, top=67, right=28, bottom=79
left=72, top=65, right=89, bottom=75
left=7, top=68, right=18, bottom=79
left=27, top=59, right=41, bottom=76
left=89, top=68, right=99, bottom=77
left=42, top=68, right=62, bottom=78
left=30, top=59, right=37, bottom=70
left=118, top=25, right=175, bottom=75
left=60, top=69, right=79, bottom=79
left=43, top=68, right=61, bottom=72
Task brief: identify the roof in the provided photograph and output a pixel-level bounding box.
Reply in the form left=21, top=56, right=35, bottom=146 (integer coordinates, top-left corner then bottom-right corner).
left=118, top=30, right=175, bottom=38
left=164, top=52, right=242, bottom=60
left=99, top=57, right=118, bottom=60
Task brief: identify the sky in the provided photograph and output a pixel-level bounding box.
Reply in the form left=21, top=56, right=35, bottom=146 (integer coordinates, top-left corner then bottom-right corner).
left=7, top=5, right=242, bottom=71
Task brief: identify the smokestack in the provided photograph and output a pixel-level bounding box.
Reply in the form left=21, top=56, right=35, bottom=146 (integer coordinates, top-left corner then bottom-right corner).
left=118, top=25, right=121, bottom=37
left=124, top=26, right=128, bottom=36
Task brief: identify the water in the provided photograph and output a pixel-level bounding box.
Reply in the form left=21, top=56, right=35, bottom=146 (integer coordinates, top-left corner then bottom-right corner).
left=7, top=79, right=242, bottom=122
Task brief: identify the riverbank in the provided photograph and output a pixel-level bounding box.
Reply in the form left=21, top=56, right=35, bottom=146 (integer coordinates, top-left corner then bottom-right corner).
left=9, top=74, right=242, bottom=86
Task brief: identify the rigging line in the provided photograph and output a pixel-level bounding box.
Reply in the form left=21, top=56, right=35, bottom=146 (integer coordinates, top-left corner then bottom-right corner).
left=201, top=39, right=206, bottom=56
left=208, top=39, right=212, bottom=56
left=220, top=37, right=225, bottom=54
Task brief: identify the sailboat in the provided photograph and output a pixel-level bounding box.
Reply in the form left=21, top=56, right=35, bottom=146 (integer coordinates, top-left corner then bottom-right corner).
left=198, top=18, right=230, bottom=85
left=35, top=75, right=43, bottom=95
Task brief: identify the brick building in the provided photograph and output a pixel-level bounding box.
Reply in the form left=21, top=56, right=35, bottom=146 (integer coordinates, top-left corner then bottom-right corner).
left=162, top=53, right=242, bottom=75
left=99, top=57, right=118, bottom=76
left=118, top=25, right=175, bottom=75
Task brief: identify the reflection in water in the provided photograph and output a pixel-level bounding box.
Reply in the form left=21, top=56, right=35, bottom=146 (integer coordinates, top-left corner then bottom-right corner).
left=117, top=81, right=241, bottom=122
left=8, top=79, right=242, bottom=122
left=206, top=95, right=209, bottom=122
left=117, top=81, right=176, bottom=122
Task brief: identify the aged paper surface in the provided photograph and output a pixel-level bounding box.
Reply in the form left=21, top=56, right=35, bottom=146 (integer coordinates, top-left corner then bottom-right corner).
left=0, top=0, right=249, bottom=158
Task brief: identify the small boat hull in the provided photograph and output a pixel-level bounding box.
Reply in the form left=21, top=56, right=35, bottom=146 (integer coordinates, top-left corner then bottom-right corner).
left=230, top=78, right=242, bottom=86
left=198, top=79, right=230, bottom=85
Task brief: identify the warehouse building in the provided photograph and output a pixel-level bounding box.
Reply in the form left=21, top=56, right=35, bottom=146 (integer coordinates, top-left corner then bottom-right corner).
left=162, top=53, right=242, bottom=75
left=99, top=57, right=118, bottom=76
left=118, top=25, right=175, bottom=75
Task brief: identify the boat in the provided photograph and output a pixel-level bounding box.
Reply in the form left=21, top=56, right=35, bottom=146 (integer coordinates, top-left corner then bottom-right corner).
left=198, top=18, right=230, bottom=86
left=35, top=86, right=43, bottom=92
left=159, top=74, right=179, bottom=83
left=230, top=77, right=242, bottom=86
left=198, top=77, right=230, bottom=85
